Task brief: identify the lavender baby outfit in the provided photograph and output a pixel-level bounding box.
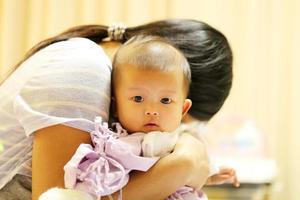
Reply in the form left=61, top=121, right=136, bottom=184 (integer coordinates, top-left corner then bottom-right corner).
left=64, top=117, right=211, bottom=200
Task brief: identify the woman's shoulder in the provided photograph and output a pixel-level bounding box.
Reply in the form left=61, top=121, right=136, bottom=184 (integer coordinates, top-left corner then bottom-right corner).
left=35, top=37, right=111, bottom=67
left=0, top=36, right=112, bottom=137
left=0, top=36, right=112, bottom=95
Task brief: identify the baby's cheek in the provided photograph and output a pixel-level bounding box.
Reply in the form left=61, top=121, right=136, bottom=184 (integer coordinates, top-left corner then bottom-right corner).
left=163, top=111, right=182, bottom=131
left=123, top=114, right=143, bottom=133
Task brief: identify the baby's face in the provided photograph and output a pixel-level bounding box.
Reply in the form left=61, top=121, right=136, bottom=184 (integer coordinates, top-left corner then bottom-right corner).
left=114, top=65, right=191, bottom=133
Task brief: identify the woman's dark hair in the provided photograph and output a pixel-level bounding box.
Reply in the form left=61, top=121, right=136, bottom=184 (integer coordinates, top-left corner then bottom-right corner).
left=8, top=19, right=233, bottom=121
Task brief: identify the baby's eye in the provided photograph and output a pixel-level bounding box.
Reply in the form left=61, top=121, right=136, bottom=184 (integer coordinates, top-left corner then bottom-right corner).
left=161, top=98, right=172, bottom=104
left=132, top=96, right=144, bottom=103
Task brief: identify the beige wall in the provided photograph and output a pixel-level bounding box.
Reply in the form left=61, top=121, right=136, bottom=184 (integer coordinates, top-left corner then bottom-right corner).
left=1, top=0, right=299, bottom=199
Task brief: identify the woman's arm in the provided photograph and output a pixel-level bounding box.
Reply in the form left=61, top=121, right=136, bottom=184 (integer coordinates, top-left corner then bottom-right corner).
left=32, top=125, right=92, bottom=200
left=104, top=133, right=209, bottom=200
left=171, top=133, right=210, bottom=190
left=110, top=151, right=195, bottom=200
left=32, top=125, right=209, bottom=200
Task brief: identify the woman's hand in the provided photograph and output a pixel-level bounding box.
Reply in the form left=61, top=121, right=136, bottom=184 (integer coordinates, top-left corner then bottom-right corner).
left=172, top=132, right=210, bottom=191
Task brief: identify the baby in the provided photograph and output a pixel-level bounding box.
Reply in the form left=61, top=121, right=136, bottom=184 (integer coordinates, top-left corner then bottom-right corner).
left=59, top=36, right=238, bottom=200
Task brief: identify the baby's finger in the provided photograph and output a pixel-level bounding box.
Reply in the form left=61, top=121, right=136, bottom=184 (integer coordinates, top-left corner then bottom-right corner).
left=210, top=174, right=232, bottom=183
left=218, top=166, right=235, bottom=175
left=231, top=172, right=240, bottom=187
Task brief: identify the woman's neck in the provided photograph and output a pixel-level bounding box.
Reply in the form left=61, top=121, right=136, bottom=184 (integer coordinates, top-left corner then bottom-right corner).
left=99, top=41, right=121, bottom=61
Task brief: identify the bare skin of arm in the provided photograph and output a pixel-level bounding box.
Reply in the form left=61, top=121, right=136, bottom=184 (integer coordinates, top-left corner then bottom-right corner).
left=32, top=125, right=92, bottom=200
left=32, top=125, right=209, bottom=200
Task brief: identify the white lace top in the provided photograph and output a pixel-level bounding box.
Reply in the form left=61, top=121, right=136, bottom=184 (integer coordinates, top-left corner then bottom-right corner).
left=0, top=38, right=112, bottom=189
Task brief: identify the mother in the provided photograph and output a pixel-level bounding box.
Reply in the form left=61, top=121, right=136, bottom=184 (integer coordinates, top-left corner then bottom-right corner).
left=0, top=19, right=232, bottom=200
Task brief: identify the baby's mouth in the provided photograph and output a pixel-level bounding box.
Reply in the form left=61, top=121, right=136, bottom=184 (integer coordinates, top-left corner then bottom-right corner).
left=144, top=123, right=160, bottom=131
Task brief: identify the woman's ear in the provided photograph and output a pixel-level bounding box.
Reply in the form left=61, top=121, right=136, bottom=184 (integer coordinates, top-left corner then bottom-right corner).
left=182, top=99, right=192, bottom=117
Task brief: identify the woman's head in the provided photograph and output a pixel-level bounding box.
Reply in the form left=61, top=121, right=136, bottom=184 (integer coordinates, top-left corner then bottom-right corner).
left=124, top=19, right=233, bottom=121
left=8, top=19, right=232, bottom=121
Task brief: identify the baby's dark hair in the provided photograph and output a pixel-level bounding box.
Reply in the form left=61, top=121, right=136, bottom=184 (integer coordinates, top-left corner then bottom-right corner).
left=112, top=35, right=191, bottom=96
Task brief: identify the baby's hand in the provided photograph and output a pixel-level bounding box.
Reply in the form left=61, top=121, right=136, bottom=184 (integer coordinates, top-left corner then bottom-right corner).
left=205, top=166, right=240, bottom=187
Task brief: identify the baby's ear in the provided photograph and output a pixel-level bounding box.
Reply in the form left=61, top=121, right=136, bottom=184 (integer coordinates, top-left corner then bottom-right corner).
left=182, top=99, right=192, bottom=117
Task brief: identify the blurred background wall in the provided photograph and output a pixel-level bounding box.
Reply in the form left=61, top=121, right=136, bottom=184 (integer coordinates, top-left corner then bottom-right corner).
left=0, top=0, right=299, bottom=199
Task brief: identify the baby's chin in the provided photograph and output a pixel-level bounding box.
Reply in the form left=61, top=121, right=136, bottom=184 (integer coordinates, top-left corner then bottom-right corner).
left=143, top=126, right=161, bottom=133
left=140, top=126, right=178, bottom=133
left=128, top=125, right=163, bottom=133
left=126, top=124, right=177, bottom=134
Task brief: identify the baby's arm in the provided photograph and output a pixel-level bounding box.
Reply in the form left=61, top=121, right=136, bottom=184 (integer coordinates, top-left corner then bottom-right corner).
left=205, top=166, right=240, bottom=187
left=142, top=131, right=180, bottom=157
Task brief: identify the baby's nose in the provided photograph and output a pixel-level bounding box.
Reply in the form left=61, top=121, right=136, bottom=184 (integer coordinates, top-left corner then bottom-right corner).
left=145, top=111, right=159, bottom=116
